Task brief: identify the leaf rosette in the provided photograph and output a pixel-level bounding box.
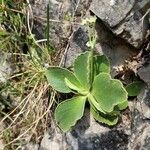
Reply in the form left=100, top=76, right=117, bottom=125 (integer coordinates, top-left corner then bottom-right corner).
left=45, top=51, right=128, bottom=132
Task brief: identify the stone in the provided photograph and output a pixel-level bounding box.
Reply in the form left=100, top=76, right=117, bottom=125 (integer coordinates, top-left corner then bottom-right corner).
left=138, top=57, right=150, bottom=86
left=22, top=143, right=39, bottom=150
left=137, top=88, right=150, bottom=119
left=128, top=87, right=150, bottom=150
left=90, top=0, right=150, bottom=48
left=0, top=120, right=4, bottom=150
left=39, top=129, right=69, bottom=150
left=64, top=26, right=89, bottom=67
left=30, top=0, right=91, bottom=49
left=90, top=0, right=135, bottom=27
left=0, top=52, right=15, bottom=83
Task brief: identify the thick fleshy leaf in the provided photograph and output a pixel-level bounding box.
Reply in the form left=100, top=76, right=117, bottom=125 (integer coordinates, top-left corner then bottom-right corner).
left=55, top=96, right=86, bottom=132
left=45, top=67, right=81, bottom=93
left=94, top=55, right=110, bottom=76
left=92, top=73, right=128, bottom=112
left=117, top=100, right=128, bottom=110
left=65, top=78, right=88, bottom=95
left=91, top=107, right=118, bottom=126
left=74, top=51, right=91, bottom=90
left=88, top=93, right=106, bottom=114
left=126, top=81, right=145, bottom=96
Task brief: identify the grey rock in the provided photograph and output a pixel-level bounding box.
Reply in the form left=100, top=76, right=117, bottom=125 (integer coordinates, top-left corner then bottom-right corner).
left=137, top=88, right=150, bottom=119
left=22, top=143, right=39, bottom=150
left=64, top=26, right=89, bottom=67
left=0, top=140, right=4, bottom=150
left=31, top=0, right=65, bottom=48
left=95, top=20, right=137, bottom=76
left=129, top=122, right=150, bottom=150
left=0, top=120, right=4, bottom=150
left=128, top=88, right=150, bottom=150
left=39, top=121, right=69, bottom=150
left=90, top=0, right=150, bottom=48
left=30, top=0, right=91, bottom=49
left=90, top=0, right=135, bottom=27
left=138, top=57, right=150, bottom=86
left=0, top=52, right=15, bottom=83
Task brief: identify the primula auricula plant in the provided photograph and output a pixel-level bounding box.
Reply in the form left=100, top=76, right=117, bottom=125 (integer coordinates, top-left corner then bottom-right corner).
left=45, top=16, right=144, bottom=132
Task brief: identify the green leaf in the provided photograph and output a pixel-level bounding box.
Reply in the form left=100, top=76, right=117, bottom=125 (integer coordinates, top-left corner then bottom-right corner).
left=45, top=67, right=81, bottom=93
left=117, top=100, right=128, bottom=110
left=94, top=55, right=110, bottom=75
left=55, top=96, right=86, bottom=132
left=91, top=106, right=118, bottom=126
left=74, top=51, right=91, bottom=91
left=126, top=81, right=145, bottom=96
left=65, top=78, right=86, bottom=94
left=92, top=73, right=128, bottom=112
left=88, top=93, right=106, bottom=114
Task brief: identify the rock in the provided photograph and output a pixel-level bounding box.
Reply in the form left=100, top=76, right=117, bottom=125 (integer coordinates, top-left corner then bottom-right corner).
left=95, top=19, right=138, bottom=76
left=0, top=52, right=15, bottom=83
left=0, top=120, right=4, bottom=150
left=138, top=57, right=150, bottom=86
left=22, top=143, right=39, bottom=150
left=64, top=26, right=89, bottom=67
left=0, top=140, right=4, bottom=150
left=90, top=0, right=150, bottom=48
left=128, top=87, right=150, bottom=150
left=90, top=0, right=135, bottom=27
left=129, top=122, right=150, bottom=150
left=137, top=87, right=150, bottom=119
left=39, top=129, right=69, bottom=150
left=30, top=0, right=91, bottom=49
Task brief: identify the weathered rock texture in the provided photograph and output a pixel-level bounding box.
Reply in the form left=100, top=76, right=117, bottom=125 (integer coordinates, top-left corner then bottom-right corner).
left=138, top=57, right=150, bottom=87
left=90, top=0, right=150, bottom=49
left=0, top=52, right=15, bottom=83
left=30, top=0, right=91, bottom=49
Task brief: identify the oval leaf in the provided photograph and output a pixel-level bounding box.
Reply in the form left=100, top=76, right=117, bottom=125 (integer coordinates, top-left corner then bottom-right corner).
left=91, top=107, right=118, bottom=126
left=45, top=67, right=81, bottom=93
left=92, top=73, right=128, bottom=112
left=55, top=96, right=86, bottom=132
left=74, top=51, right=91, bottom=91
left=94, top=55, right=110, bottom=76
left=126, top=81, right=145, bottom=97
